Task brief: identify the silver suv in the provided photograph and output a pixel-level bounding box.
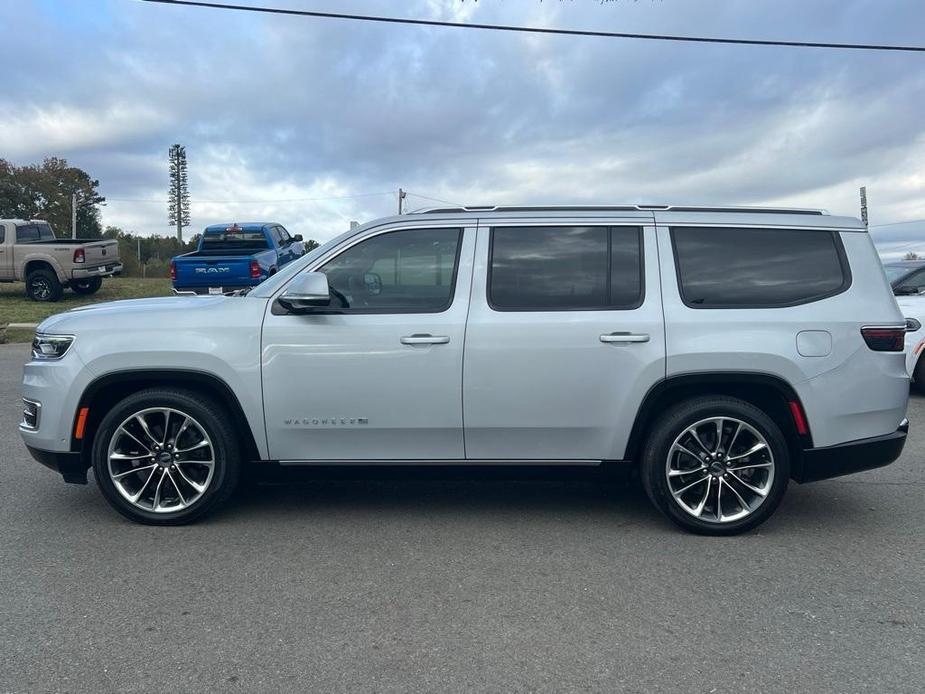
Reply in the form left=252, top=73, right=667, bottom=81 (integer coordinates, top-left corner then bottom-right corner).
left=19, top=205, right=910, bottom=534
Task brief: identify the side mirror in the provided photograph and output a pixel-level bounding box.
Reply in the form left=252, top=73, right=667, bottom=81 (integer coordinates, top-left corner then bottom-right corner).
left=292, top=234, right=303, bottom=242
left=277, top=272, right=331, bottom=313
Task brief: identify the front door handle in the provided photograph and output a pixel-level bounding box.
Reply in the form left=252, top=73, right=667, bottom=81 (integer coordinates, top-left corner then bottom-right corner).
left=401, top=334, right=450, bottom=345
left=600, top=332, right=650, bottom=344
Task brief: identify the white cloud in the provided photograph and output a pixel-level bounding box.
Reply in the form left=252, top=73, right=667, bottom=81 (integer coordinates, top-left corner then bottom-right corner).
left=3, top=0, right=925, bottom=237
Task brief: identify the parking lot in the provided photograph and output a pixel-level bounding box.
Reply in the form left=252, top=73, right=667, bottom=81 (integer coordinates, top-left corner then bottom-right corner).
left=1, top=342, right=923, bottom=693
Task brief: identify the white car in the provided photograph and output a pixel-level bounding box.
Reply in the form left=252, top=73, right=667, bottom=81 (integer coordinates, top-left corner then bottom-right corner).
left=882, top=261, right=925, bottom=386
left=20, top=205, right=910, bottom=534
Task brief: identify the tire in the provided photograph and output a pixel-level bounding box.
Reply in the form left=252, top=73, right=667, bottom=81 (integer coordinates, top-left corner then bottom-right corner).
left=71, top=276, right=103, bottom=295
left=640, top=396, right=790, bottom=535
left=25, top=268, right=63, bottom=302
left=91, top=388, right=242, bottom=525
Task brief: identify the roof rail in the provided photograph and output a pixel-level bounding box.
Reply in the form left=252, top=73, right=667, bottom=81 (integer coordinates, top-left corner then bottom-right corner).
left=409, top=204, right=828, bottom=216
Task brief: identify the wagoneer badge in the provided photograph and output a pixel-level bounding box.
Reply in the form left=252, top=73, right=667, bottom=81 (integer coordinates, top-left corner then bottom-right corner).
left=284, top=417, right=369, bottom=427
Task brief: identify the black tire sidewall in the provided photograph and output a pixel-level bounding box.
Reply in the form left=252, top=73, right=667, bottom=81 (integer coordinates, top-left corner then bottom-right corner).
left=92, top=389, right=241, bottom=525
left=642, top=397, right=790, bottom=535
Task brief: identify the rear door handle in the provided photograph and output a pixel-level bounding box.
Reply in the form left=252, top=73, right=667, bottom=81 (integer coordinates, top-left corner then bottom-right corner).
left=600, top=332, right=650, bottom=343
left=401, top=334, right=450, bottom=345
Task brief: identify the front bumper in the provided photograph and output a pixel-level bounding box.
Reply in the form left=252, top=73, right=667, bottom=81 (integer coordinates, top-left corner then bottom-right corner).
left=25, top=445, right=89, bottom=485
left=794, top=419, right=908, bottom=483
left=71, top=263, right=123, bottom=280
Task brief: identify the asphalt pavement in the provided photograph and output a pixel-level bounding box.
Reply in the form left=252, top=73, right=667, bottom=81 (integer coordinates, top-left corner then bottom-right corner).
left=1, top=342, right=923, bottom=693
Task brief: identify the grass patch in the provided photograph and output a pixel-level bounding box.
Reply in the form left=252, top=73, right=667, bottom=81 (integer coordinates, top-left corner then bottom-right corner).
left=2, top=326, right=37, bottom=344
left=0, top=277, right=173, bottom=331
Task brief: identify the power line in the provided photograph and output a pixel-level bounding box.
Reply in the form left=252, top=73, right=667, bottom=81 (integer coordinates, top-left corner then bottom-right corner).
left=141, top=0, right=925, bottom=53
left=405, top=192, right=461, bottom=207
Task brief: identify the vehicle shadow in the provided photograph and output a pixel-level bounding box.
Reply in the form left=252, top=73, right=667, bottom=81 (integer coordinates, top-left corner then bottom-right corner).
left=221, top=464, right=661, bottom=527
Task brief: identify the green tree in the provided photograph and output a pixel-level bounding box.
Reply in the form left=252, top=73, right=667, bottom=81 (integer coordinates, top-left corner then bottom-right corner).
left=103, top=226, right=197, bottom=278
left=0, top=157, right=106, bottom=237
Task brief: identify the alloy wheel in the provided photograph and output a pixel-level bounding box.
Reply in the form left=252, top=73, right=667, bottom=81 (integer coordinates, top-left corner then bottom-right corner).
left=665, top=416, right=775, bottom=524
left=30, top=278, right=51, bottom=300
left=107, top=407, right=215, bottom=513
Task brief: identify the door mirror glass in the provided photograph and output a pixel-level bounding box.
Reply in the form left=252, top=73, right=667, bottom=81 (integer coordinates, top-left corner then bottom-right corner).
left=292, top=234, right=303, bottom=242
left=278, top=272, right=331, bottom=313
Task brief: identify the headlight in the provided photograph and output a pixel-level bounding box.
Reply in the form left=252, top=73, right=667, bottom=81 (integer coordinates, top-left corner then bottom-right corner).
left=31, top=334, right=75, bottom=360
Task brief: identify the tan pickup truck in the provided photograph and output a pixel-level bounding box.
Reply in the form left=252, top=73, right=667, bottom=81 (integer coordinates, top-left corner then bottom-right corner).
left=0, top=219, right=122, bottom=302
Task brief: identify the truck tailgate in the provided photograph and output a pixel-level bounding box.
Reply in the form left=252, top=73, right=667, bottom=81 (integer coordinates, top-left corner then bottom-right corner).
left=174, top=255, right=254, bottom=289
left=82, top=240, right=119, bottom=266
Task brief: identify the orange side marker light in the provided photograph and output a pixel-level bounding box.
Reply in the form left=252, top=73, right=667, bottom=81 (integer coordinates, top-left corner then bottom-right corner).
left=74, top=407, right=90, bottom=440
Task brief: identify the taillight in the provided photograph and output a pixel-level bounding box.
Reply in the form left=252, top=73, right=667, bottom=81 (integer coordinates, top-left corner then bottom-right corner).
left=861, top=326, right=905, bottom=352
left=73, top=248, right=85, bottom=263
left=250, top=260, right=261, bottom=279
left=169, top=261, right=176, bottom=281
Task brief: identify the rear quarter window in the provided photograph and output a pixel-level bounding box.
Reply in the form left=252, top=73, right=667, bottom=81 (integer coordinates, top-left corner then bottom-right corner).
left=671, top=226, right=850, bottom=308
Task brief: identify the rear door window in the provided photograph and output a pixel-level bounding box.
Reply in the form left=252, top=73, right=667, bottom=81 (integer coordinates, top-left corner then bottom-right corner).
left=488, top=226, right=643, bottom=311
left=671, top=227, right=850, bottom=308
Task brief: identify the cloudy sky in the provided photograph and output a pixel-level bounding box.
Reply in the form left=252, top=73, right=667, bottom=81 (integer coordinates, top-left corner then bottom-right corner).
left=3, top=0, right=925, bottom=244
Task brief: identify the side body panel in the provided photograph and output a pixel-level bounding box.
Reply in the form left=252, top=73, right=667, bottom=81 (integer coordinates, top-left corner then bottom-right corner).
left=462, top=216, right=666, bottom=460
left=20, top=296, right=269, bottom=457
left=657, top=212, right=908, bottom=448
left=260, top=224, right=477, bottom=461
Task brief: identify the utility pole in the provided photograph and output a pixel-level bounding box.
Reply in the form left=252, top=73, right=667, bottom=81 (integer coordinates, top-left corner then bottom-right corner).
left=71, top=193, right=77, bottom=239
left=859, top=186, right=869, bottom=228
left=398, top=188, right=407, bottom=215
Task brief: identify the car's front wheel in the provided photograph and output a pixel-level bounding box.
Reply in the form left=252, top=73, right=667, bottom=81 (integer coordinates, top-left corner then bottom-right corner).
left=641, top=396, right=790, bottom=535
left=92, top=388, right=241, bottom=524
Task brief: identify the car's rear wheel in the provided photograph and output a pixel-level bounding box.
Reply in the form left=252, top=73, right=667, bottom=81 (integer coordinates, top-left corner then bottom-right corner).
left=92, top=388, right=241, bottom=525
left=641, top=396, right=790, bottom=535
left=25, top=268, right=63, bottom=302
left=71, top=276, right=103, bottom=295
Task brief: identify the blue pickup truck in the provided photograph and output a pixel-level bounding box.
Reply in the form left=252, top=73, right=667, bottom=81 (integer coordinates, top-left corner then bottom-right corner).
left=170, top=222, right=305, bottom=294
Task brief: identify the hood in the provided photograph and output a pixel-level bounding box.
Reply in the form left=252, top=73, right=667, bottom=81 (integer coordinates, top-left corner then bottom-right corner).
left=37, top=295, right=234, bottom=334
left=895, top=295, right=924, bottom=314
